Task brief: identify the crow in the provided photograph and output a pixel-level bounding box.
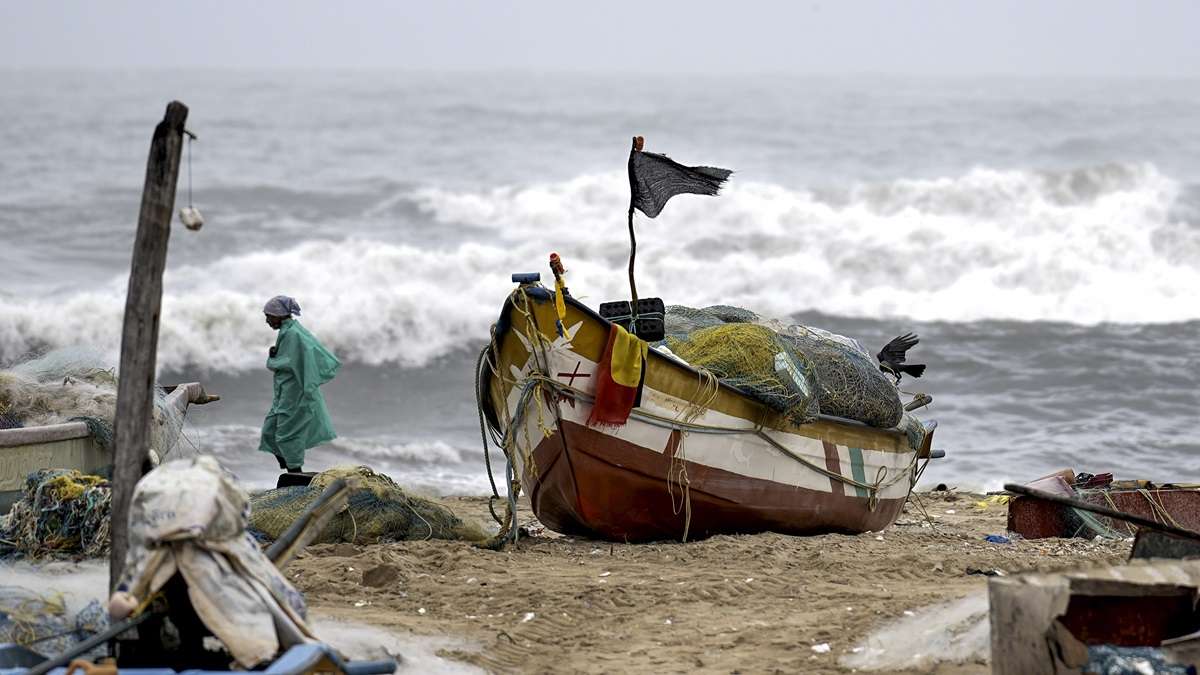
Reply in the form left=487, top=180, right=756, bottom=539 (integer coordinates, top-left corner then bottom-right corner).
left=877, top=333, right=926, bottom=384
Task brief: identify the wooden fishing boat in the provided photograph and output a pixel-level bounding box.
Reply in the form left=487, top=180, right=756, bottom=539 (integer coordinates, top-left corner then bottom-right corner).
left=0, top=382, right=217, bottom=512
left=479, top=280, right=937, bottom=542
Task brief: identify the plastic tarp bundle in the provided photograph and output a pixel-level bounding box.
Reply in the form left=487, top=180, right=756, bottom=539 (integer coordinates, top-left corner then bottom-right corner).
left=118, top=456, right=316, bottom=669
left=0, top=348, right=183, bottom=453
left=250, top=466, right=483, bottom=545
left=662, top=306, right=904, bottom=430
left=0, top=469, right=112, bottom=559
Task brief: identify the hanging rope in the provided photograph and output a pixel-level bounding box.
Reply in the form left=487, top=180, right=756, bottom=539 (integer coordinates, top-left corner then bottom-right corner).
left=187, top=132, right=193, bottom=208
left=179, top=130, right=204, bottom=231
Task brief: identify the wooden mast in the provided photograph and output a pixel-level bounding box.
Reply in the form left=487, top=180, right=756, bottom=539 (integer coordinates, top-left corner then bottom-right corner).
left=626, top=135, right=644, bottom=308
left=109, top=101, right=189, bottom=591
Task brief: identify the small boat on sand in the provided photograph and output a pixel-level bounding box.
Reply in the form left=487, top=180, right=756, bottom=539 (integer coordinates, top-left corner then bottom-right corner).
left=0, top=382, right=217, bottom=512
left=479, top=280, right=937, bottom=542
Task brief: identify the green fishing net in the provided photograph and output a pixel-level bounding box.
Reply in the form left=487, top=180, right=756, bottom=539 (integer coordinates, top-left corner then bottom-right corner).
left=249, top=466, right=484, bottom=545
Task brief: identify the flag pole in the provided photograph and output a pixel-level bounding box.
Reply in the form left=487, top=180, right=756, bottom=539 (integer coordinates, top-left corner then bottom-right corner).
left=626, top=136, right=643, bottom=309
left=626, top=203, right=638, bottom=307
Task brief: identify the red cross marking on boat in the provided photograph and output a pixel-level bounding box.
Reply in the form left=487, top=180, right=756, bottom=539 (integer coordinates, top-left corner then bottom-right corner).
left=557, top=362, right=590, bottom=386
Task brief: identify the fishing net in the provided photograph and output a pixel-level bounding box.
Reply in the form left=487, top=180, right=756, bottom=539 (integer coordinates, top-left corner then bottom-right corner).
left=662, top=306, right=904, bottom=430
left=249, top=466, right=485, bottom=545
left=660, top=305, right=740, bottom=341
left=0, top=348, right=185, bottom=456
left=0, top=586, right=107, bottom=658
left=0, top=469, right=112, bottom=559
left=668, top=323, right=820, bottom=426
left=773, top=323, right=903, bottom=429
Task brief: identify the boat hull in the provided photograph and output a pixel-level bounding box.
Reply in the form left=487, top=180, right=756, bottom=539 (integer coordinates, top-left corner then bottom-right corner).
left=529, top=419, right=906, bottom=541
left=484, top=287, right=924, bottom=542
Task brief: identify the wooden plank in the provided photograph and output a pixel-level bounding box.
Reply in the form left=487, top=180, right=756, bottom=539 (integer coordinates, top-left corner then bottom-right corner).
left=109, top=101, right=189, bottom=591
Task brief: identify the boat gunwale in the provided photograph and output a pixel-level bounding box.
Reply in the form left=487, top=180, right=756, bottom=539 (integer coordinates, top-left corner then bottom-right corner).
left=0, top=421, right=92, bottom=448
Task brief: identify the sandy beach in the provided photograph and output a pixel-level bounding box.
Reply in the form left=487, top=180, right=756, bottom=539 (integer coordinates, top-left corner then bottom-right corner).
left=291, top=490, right=1130, bottom=674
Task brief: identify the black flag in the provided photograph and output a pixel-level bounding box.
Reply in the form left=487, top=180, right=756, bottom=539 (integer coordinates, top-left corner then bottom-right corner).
left=627, top=136, right=732, bottom=218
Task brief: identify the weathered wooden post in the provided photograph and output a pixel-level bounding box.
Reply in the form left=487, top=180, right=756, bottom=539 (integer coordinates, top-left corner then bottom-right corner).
left=109, top=101, right=189, bottom=591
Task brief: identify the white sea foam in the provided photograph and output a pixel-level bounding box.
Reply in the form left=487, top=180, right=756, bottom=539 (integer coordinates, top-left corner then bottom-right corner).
left=2, top=163, right=1196, bottom=372
left=840, top=592, right=990, bottom=670
left=309, top=618, right=482, bottom=674
left=183, top=424, right=492, bottom=494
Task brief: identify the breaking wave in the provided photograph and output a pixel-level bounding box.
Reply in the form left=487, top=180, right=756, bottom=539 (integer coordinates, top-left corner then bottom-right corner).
left=2, top=162, right=1197, bottom=372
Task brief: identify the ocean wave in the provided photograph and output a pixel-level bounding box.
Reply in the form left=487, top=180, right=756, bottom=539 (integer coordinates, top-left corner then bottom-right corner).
left=2, top=162, right=1196, bottom=371
left=189, top=424, right=478, bottom=465
left=413, top=161, right=1197, bottom=321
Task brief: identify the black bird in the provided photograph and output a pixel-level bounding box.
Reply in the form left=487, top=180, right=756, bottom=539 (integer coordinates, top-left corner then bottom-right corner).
left=877, top=333, right=926, bottom=384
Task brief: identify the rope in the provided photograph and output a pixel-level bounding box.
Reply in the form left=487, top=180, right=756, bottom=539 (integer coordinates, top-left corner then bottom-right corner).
left=1089, top=488, right=1186, bottom=539
left=476, top=344, right=503, bottom=524
left=1139, top=489, right=1184, bottom=529
left=403, top=496, right=434, bottom=541
left=665, top=368, right=718, bottom=541
left=907, top=491, right=938, bottom=530
left=1099, top=491, right=1138, bottom=537
left=186, top=133, right=194, bottom=208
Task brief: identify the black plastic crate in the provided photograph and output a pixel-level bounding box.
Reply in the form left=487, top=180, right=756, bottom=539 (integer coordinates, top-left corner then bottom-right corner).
left=598, top=298, right=666, bottom=341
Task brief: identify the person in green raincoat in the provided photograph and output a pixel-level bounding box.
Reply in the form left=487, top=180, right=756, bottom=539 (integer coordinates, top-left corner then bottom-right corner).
left=258, top=295, right=341, bottom=472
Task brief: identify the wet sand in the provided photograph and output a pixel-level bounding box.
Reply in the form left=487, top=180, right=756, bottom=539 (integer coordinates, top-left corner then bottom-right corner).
left=289, top=491, right=1130, bottom=674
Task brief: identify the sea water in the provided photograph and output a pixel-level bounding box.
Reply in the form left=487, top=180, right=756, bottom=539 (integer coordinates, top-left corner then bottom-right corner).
left=2, top=71, right=1198, bottom=492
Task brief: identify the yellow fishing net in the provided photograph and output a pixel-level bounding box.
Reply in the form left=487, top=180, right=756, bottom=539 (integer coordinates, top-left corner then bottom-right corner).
left=669, top=323, right=820, bottom=425
left=0, top=469, right=112, bottom=558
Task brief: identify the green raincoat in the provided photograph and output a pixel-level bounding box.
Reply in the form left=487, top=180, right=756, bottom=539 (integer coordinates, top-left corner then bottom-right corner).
left=258, top=319, right=341, bottom=468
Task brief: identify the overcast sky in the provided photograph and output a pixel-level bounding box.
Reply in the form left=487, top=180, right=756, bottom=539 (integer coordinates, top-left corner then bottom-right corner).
left=2, top=1, right=1198, bottom=77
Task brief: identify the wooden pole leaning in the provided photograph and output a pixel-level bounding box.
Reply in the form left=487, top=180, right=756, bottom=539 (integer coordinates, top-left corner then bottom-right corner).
left=109, top=101, right=189, bottom=591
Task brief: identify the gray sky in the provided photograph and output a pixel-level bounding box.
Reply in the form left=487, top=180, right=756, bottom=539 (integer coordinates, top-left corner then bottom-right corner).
left=2, top=1, right=1198, bottom=76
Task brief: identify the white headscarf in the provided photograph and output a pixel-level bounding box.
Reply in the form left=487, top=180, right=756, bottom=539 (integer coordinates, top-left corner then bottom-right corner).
left=263, top=295, right=302, bottom=318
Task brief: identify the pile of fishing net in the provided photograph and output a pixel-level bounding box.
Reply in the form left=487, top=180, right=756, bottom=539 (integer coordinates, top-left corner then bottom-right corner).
left=666, top=319, right=821, bottom=426
left=0, top=469, right=112, bottom=559
left=250, top=466, right=484, bottom=545
left=0, top=347, right=184, bottom=454
left=0, top=586, right=107, bottom=658
left=662, top=305, right=904, bottom=430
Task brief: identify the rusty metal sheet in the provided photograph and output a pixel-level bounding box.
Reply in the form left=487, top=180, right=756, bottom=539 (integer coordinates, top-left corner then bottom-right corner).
left=1008, top=488, right=1200, bottom=540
